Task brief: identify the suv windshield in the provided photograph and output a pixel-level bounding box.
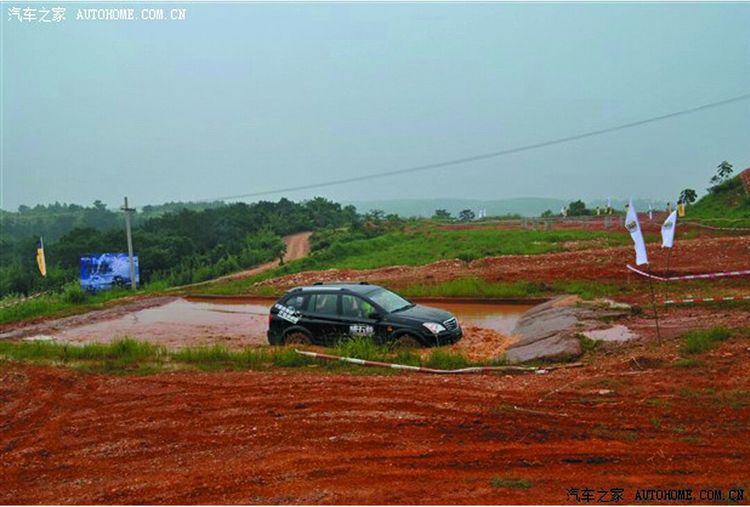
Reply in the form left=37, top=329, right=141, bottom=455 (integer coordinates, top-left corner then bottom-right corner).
left=369, top=288, right=413, bottom=313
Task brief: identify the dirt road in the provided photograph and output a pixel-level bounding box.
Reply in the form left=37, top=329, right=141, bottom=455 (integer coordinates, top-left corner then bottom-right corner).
left=217, top=231, right=311, bottom=282
left=2, top=331, right=749, bottom=504
left=177, top=231, right=311, bottom=289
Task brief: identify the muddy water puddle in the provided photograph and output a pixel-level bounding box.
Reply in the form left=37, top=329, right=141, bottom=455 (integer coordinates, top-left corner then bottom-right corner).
left=42, top=297, right=533, bottom=348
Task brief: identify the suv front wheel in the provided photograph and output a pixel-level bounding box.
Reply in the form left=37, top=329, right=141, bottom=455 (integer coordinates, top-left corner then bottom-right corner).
left=390, top=334, right=422, bottom=350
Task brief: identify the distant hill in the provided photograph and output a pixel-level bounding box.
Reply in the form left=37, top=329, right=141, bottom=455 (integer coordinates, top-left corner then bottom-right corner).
left=688, top=172, right=750, bottom=220
left=346, top=197, right=667, bottom=218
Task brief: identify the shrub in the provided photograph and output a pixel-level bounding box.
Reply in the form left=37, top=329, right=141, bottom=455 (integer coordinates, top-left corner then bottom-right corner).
left=62, top=284, right=88, bottom=304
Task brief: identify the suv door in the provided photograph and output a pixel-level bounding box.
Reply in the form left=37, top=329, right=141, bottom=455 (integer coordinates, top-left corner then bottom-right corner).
left=339, top=294, right=385, bottom=343
left=304, top=292, right=341, bottom=345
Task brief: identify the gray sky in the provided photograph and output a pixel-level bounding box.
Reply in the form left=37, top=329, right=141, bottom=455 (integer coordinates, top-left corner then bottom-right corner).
left=2, top=2, right=749, bottom=211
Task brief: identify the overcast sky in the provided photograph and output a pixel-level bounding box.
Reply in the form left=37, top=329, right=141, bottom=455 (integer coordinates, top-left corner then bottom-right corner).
left=2, top=2, right=749, bottom=211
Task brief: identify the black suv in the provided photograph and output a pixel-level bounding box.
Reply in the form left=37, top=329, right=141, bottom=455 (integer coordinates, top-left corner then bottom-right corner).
left=267, top=282, right=462, bottom=348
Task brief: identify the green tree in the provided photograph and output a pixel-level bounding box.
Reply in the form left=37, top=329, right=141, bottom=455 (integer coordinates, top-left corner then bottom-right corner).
left=679, top=188, right=697, bottom=204
left=711, top=161, right=734, bottom=185
left=432, top=209, right=452, bottom=220
left=458, top=209, right=476, bottom=222
left=540, top=209, right=554, bottom=218
left=567, top=200, right=590, bottom=216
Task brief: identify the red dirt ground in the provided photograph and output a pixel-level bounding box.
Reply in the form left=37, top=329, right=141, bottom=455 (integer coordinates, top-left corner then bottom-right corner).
left=1, top=226, right=748, bottom=504
left=2, top=329, right=749, bottom=504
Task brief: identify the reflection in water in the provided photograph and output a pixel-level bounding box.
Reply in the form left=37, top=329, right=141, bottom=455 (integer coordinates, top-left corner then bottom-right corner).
left=50, top=297, right=532, bottom=347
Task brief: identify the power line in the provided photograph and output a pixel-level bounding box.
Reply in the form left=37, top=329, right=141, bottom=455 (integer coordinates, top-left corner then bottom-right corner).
left=197, top=92, right=750, bottom=203
left=2, top=92, right=749, bottom=217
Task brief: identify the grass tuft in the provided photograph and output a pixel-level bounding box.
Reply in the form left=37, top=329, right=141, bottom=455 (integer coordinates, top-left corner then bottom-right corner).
left=490, top=477, right=533, bottom=489
left=333, top=336, right=389, bottom=361
left=425, top=349, right=469, bottom=370
left=680, top=327, right=732, bottom=355
left=671, top=358, right=705, bottom=369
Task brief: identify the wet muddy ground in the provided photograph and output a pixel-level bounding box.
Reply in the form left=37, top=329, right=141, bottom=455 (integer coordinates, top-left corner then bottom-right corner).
left=6, top=297, right=532, bottom=351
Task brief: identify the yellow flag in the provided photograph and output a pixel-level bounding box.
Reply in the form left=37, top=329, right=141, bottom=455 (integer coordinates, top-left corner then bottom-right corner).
left=36, top=237, right=47, bottom=277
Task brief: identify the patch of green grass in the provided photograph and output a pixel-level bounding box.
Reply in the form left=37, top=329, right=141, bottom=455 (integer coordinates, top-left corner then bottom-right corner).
left=172, top=345, right=233, bottom=364
left=397, top=277, right=628, bottom=300
left=555, top=281, right=625, bottom=300
left=622, top=432, right=640, bottom=442
left=300, top=229, right=629, bottom=270
left=0, top=338, right=167, bottom=375
left=718, top=390, right=750, bottom=410
left=650, top=417, right=662, bottom=429
left=271, top=348, right=314, bottom=367
left=672, top=358, right=706, bottom=369
left=0, top=286, right=144, bottom=326
left=680, top=435, right=702, bottom=445
left=680, top=327, right=732, bottom=355
left=0, top=334, right=563, bottom=376
left=644, top=397, right=672, bottom=409
left=0, top=338, right=164, bottom=363
left=333, top=336, right=390, bottom=361
left=400, top=278, right=550, bottom=299
left=425, top=349, right=469, bottom=370
left=577, top=334, right=600, bottom=354
left=490, top=476, right=533, bottom=489
left=689, top=175, right=750, bottom=222
left=391, top=350, right=422, bottom=367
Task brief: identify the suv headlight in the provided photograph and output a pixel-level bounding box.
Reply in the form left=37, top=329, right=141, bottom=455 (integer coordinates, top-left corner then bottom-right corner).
left=423, top=322, right=446, bottom=335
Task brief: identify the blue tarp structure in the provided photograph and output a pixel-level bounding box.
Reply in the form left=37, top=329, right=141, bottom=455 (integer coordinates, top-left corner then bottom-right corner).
left=80, top=253, right=139, bottom=291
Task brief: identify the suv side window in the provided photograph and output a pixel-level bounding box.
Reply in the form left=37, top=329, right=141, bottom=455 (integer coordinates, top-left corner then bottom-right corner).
left=309, top=293, right=338, bottom=315
left=283, top=294, right=308, bottom=311
left=341, top=294, right=375, bottom=319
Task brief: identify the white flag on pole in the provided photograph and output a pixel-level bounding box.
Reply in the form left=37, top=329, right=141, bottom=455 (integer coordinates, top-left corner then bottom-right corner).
left=661, top=209, right=677, bottom=248
left=625, top=198, right=648, bottom=265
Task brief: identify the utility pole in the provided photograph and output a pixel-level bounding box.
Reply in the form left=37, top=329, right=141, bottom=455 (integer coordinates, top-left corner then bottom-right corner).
left=121, top=196, right=137, bottom=290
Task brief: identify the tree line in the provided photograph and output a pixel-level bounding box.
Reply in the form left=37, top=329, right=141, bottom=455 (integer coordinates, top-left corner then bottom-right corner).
left=0, top=197, right=360, bottom=297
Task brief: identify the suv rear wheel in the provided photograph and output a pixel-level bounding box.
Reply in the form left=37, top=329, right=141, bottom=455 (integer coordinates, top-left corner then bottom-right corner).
left=283, top=331, right=312, bottom=346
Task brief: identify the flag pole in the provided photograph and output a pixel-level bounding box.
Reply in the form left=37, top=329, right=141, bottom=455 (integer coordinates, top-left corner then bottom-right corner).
left=646, top=262, right=662, bottom=344
left=664, top=246, right=673, bottom=301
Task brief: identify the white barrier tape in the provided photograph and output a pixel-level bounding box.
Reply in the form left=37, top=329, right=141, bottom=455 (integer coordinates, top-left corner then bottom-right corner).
left=0, top=291, right=52, bottom=309
left=681, top=221, right=750, bottom=232
left=626, top=264, right=750, bottom=281
left=294, top=349, right=583, bottom=375
left=664, top=295, right=750, bottom=305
